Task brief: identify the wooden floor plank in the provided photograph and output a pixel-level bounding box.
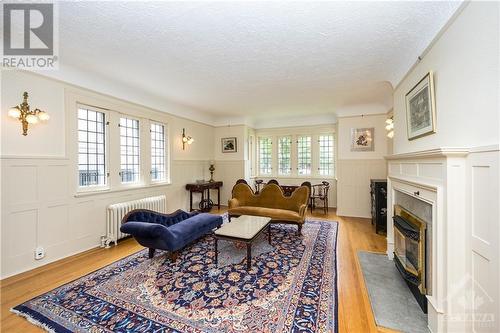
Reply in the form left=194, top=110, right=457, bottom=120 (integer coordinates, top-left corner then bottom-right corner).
left=0, top=208, right=395, bottom=333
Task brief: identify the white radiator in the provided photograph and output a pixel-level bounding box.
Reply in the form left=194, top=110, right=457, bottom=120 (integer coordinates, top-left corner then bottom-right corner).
left=102, top=195, right=167, bottom=248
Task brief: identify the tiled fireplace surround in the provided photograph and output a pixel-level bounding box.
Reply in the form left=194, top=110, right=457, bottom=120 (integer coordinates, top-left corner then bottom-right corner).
left=386, top=147, right=499, bottom=333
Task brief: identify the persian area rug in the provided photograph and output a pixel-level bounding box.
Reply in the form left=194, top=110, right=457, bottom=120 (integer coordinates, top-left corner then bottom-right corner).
left=13, top=219, right=338, bottom=333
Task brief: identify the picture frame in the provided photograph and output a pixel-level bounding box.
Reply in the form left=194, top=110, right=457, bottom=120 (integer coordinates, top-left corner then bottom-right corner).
left=405, top=71, right=436, bottom=140
left=351, top=128, right=374, bottom=151
left=221, top=137, right=237, bottom=153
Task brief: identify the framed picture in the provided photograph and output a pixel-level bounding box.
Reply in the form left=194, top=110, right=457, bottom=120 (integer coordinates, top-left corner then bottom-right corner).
left=351, top=128, right=374, bottom=151
left=221, top=137, right=237, bottom=153
left=406, top=71, right=436, bottom=140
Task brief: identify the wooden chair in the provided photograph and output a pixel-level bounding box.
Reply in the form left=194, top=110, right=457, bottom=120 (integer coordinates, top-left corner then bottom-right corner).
left=310, top=181, right=330, bottom=214
left=254, top=179, right=264, bottom=193
left=267, top=179, right=279, bottom=186
left=235, top=179, right=248, bottom=185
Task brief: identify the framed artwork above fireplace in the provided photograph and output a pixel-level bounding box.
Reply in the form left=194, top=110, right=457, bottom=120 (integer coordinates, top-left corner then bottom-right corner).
left=405, top=71, right=436, bottom=140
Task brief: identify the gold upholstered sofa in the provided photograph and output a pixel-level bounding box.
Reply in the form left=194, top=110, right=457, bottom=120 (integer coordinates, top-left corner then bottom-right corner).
left=228, top=183, right=310, bottom=235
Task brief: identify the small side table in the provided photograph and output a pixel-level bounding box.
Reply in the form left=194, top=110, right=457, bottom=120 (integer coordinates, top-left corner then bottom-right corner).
left=185, top=181, right=223, bottom=212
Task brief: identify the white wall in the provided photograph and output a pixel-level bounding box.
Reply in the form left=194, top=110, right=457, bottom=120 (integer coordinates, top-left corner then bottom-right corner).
left=392, top=2, right=499, bottom=154
left=213, top=125, right=248, bottom=205
left=1, top=70, right=215, bottom=278
left=336, top=114, right=388, bottom=218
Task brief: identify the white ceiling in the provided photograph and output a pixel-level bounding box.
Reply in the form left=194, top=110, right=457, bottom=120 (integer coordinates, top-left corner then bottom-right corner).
left=57, top=1, right=462, bottom=124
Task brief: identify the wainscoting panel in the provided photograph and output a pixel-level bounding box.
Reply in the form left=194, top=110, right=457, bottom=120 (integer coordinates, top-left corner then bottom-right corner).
left=1, top=157, right=210, bottom=278
left=336, top=159, right=387, bottom=218
left=468, top=150, right=499, bottom=332
left=4, top=165, right=38, bottom=206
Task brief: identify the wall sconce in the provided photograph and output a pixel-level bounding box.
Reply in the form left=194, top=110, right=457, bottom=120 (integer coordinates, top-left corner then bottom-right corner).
left=182, top=128, right=194, bottom=150
left=385, top=116, right=394, bottom=138
left=8, top=92, right=49, bottom=136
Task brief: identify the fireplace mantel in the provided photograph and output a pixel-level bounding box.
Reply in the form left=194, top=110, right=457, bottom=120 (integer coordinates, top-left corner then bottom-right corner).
left=385, top=147, right=470, bottom=160
left=385, top=148, right=469, bottom=333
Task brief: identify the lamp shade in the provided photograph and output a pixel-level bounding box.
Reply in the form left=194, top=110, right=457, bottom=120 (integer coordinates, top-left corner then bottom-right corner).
left=37, top=111, right=50, bottom=121
left=26, top=114, right=39, bottom=124
left=8, top=107, right=21, bottom=118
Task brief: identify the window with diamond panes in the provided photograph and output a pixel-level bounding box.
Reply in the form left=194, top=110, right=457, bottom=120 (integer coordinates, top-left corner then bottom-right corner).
left=120, top=117, right=140, bottom=183
left=259, top=137, right=272, bottom=175
left=78, top=107, right=106, bottom=187
left=297, top=135, right=312, bottom=175
left=278, top=136, right=292, bottom=175
left=318, top=134, right=334, bottom=176
left=150, top=123, right=166, bottom=181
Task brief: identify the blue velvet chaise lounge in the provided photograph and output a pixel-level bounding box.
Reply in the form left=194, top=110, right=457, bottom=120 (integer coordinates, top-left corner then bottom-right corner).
left=120, top=209, right=223, bottom=261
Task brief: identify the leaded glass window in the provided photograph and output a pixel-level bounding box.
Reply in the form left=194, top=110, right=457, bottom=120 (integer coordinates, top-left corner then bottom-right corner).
left=120, top=117, right=140, bottom=183
left=297, top=135, right=311, bottom=175
left=78, top=107, right=106, bottom=187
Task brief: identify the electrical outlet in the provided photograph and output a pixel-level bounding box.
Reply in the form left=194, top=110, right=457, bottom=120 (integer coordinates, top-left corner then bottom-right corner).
left=34, top=247, right=45, bottom=260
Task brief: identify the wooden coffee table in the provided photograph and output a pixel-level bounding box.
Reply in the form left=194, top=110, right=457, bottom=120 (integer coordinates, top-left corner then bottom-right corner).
left=214, top=215, right=271, bottom=270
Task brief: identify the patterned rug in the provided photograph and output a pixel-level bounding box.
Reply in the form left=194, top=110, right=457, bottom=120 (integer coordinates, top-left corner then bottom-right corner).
left=13, top=219, right=338, bottom=333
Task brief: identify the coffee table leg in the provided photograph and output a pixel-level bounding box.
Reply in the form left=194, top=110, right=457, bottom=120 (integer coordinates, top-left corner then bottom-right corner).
left=268, top=224, right=271, bottom=245
left=246, top=243, right=251, bottom=271
left=214, top=237, right=218, bottom=267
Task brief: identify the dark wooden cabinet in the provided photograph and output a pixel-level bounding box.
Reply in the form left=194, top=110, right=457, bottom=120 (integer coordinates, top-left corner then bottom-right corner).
left=370, top=179, right=387, bottom=234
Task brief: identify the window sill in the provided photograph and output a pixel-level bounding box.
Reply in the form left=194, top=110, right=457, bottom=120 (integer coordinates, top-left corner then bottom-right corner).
left=74, top=181, right=172, bottom=198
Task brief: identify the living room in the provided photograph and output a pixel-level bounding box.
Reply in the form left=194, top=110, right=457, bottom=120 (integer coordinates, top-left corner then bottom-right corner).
left=1, top=1, right=499, bottom=333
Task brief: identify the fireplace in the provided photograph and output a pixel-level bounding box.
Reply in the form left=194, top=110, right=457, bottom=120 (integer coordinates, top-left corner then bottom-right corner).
left=393, top=204, right=428, bottom=313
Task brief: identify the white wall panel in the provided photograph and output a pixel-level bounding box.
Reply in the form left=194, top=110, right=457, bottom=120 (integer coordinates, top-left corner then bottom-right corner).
left=4, top=165, right=38, bottom=205
left=39, top=165, right=69, bottom=201
left=337, top=159, right=387, bottom=218
left=3, top=209, right=38, bottom=259
left=39, top=204, right=70, bottom=247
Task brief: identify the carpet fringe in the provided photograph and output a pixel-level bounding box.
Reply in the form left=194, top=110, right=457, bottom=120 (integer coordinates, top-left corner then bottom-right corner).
left=10, top=308, right=57, bottom=333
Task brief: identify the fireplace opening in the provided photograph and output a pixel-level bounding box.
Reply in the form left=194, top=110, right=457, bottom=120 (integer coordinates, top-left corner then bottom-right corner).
left=393, top=204, right=428, bottom=313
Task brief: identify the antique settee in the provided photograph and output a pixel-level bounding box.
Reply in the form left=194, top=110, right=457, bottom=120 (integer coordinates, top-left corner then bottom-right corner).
left=228, top=183, right=310, bottom=234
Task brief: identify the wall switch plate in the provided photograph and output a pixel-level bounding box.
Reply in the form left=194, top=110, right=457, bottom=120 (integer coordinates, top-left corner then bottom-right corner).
left=34, top=247, right=45, bottom=260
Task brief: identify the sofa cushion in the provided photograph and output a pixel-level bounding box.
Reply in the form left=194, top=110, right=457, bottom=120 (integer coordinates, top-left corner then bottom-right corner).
left=228, top=206, right=303, bottom=223
left=166, top=213, right=222, bottom=251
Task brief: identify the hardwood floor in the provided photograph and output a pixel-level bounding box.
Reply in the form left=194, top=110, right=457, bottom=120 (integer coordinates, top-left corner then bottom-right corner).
left=0, top=208, right=393, bottom=333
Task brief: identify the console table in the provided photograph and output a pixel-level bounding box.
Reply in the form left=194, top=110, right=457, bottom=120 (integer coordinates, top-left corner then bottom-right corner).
left=185, top=181, right=223, bottom=212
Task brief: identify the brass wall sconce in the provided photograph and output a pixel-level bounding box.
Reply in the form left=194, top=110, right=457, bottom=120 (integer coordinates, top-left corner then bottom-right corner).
left=8, top=92, right=50, bottom=136
left=182, top=128, right=194, bottom=150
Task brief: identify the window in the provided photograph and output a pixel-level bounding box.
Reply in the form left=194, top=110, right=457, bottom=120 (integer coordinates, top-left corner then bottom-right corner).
left=259, top=137, right=272, bottom=175
left=297, top=135, right=311, bottom=175
left=78, top=107, right=106, bottom=187
left=120, top=117, right=140, bottom=183
left=278, top=136, right=292, bottom=175
left=318, top=134, right=334, bottom=176
left=150, top=122, right=166, bottom=181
